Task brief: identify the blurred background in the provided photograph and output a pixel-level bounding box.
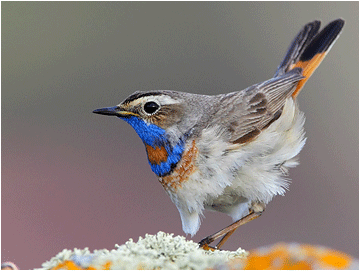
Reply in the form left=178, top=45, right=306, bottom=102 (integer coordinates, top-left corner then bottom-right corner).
left=2, top=2, right=358, bottom=269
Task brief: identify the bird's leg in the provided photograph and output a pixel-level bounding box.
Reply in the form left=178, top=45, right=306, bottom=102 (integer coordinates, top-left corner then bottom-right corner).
left=215, top=228, right=237, bottom=249
left=198, top=211, right=261, bottom=249
left=199, top=202, right=265, bottom=249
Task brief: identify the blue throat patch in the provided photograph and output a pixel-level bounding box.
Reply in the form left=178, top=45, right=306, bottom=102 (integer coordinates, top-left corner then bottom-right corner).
left=121, top=116, right=185, bottom=177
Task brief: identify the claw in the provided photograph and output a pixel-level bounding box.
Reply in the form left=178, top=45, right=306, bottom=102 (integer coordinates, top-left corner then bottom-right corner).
left=199, top=243, right=217, bottom=251
left=198, top=236, right=214, bottom=247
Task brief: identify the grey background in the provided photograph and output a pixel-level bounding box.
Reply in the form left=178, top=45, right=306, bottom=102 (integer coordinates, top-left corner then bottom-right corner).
left=2, top=2, right=358, bottom=269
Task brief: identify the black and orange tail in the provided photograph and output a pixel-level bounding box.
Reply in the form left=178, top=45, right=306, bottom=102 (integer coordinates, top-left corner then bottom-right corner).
left=275, top=19, right=345, bottom=98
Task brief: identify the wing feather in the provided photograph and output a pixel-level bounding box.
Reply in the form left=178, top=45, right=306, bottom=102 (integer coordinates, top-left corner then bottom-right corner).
left=211, top=68, right=303, bottom=144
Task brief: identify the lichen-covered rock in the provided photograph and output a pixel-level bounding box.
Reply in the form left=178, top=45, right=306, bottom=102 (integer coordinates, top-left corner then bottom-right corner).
left=40, top=231, right=247, bottom=270
left=35, top=232, right=358, bottom=270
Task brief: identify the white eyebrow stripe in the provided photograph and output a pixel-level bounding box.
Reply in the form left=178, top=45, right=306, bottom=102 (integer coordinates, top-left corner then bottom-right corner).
left=124, top=95, right=180, bottom=107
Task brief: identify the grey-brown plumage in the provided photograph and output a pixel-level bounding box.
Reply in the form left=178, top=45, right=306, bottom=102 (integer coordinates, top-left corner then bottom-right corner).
left=210, top=68, right=304, bottom=144
left=93, top=19, right=344, bottom=249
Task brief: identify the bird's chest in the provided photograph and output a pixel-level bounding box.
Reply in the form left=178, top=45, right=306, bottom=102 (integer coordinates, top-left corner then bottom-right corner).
left=124, top=116, right=187, bottom=177
left=143, top=135, right=188, bottom=178
left=157, top=140, right=199, bottom=191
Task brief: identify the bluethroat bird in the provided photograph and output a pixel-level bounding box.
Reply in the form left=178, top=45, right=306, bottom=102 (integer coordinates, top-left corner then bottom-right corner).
left=93, top=19, right=344, bottom=250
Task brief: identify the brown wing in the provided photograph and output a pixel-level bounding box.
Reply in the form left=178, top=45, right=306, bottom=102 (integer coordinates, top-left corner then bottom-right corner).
left=211, top=68, right=303, bottom=144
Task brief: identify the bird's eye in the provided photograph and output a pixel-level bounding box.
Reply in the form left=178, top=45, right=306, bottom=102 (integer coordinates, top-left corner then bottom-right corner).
left=143, top=101, right=160, bottom=114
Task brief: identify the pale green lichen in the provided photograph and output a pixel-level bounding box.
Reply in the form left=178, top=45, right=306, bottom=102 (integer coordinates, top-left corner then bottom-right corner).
left=40, top=231, right=248, bottom=270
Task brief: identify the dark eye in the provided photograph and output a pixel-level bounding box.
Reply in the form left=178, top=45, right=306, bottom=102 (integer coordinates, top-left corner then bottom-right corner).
left=143, top=101, right=160, bottom=114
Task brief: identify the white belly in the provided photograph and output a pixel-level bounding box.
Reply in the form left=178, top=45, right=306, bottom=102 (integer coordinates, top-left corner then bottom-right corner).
left=164, top=98, right=306, bottom=235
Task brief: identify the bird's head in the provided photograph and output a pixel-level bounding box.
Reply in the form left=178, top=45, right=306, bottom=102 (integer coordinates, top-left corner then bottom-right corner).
left=93, top=90, right=211, bottom=176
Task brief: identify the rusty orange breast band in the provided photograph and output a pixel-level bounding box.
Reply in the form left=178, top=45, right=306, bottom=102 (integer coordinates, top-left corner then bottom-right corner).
left=159, top=140, right=198, bottom=191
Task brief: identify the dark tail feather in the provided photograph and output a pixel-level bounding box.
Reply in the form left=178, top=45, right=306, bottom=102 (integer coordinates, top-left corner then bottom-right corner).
left=275, top=19, right=345, bottom=98
left=275, top=20, right=321, bottom=77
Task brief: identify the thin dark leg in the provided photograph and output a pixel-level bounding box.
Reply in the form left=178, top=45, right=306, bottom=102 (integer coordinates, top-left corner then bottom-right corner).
left=199, top=205, right=264, bottom=249
left=216, top=228, right=237, bottom=249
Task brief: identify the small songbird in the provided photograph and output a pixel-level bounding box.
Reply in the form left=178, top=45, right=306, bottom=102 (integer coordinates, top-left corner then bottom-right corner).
left=93, top=19, right=344, bottom=249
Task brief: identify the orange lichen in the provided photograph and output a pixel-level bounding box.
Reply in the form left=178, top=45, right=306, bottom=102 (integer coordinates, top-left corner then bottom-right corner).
left=101, top=261, right=112, bottom=270
left=52, top=261, right=82, bottom=270
left=321, top=251, right=352, bottom=269
left=229, top=242, right=355, bottom=270
left=51, top=260, right=97, bottom=270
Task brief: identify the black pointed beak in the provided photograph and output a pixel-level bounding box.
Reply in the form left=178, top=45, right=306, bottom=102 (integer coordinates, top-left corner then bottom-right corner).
left=93, top=106, right=139, bottom=118
left=93, top=106, right=120, bottom=116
